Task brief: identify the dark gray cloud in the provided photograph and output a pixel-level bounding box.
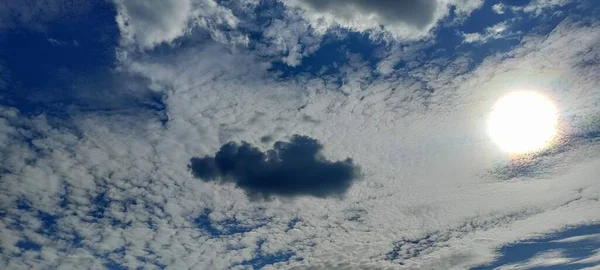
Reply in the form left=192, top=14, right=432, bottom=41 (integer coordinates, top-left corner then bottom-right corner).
left=260, top=135, right=273, bottom=143
left=189, top=135, right=360, bottom=198
left=297, top=0, right=438, bottom=29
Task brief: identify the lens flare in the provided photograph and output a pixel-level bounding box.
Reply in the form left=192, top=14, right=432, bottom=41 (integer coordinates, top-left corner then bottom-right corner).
left=488, top=91, right=558, bottom=154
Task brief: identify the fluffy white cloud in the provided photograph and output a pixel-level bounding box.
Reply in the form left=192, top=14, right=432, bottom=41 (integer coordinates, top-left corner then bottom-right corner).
left=283, top=0, right=484, bottom=40
left=114, top=0, right=245, bottom=50
left=492, top=3, right=505, bottom=14
left=256, top=14, right=323, bottom=67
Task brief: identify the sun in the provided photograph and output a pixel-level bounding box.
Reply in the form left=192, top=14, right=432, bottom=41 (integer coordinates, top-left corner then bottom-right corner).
left=488, top=91, right=558, bottom=154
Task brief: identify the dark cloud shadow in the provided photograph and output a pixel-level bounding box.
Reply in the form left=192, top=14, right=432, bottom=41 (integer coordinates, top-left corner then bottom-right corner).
left=189, top=135, right=360, bottom=198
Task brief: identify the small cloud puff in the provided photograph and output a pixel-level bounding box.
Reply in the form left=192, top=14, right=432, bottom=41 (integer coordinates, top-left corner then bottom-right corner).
left=492, top=3, right=505, bottom=14
left=462, top=21, right=511, bottom=44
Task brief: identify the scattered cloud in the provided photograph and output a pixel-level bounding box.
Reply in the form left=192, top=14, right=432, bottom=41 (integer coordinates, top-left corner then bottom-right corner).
left=496, top=250, right=572, bottom=270
left=257, top=14, right=323, bottom=67
left=1, top=0, right=600, bottom=269
left=189, top=135, right=360, bottom=198
left=47, top=38, right=78, bottom=47
left=571, top=248, right=600, bottom=265
left=462, top=21, right=512, bottom=44
left=492, top=3, right=505, bottom=14
left=551, top=233, right=600, bottom=243
left=521, top=0, right=574, bottom=16
left=284, top=0, right=484, bottom=41
left=113, top=0, right=245, bottom=50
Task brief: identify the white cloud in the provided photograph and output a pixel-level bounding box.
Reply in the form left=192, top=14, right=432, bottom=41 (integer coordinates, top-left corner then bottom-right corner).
left=113, top=0, right=245, bottom=50
left=114, top=0, right=194, bottom=50
left=283, top=0, right=484, bottom=41
left=496, top=250, right=572, bottom=270
left=257, top=15, right=323, bottom=67
left=572, top=248, right=600, bottom=265
left=133, top=15, right=600, bottom=269
left=2, top=2, right=600, bottom=270
left=522, top=0, right=573, bottom=16
left=121, top=16, right=600, bottom=268
left=462, top=21, right=512, bottom=43
left=551, top=233, right=600, bottom=243
left=492, top=3, right=505, bottom=14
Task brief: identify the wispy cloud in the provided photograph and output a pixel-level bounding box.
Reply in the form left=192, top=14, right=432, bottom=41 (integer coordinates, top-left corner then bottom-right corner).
left=462, top=21, right=513, bottom=44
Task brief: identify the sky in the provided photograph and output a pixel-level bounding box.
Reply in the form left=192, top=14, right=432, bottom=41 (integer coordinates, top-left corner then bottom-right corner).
left=0, top=0, right=599, bottom=269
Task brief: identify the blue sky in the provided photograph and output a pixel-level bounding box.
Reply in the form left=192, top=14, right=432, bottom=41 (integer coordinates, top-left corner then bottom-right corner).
left=1, top=0, right=600, bottom=269
left=474, top=224, right=600, bottom=270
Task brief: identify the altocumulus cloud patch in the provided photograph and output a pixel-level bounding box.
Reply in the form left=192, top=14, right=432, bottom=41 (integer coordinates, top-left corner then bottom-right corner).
left=189, top=135, right=360, bottom=198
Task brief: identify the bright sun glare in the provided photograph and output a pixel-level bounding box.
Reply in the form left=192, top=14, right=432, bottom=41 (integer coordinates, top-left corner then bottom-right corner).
left=488, top=91, right=558, bottom=154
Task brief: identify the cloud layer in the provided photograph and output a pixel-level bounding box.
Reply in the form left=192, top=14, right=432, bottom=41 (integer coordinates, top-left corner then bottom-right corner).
left=113, top=0, right=242, bottom=50
left=285, top=0, right=483, bottom=40
left=190, top=135, right=360, bottom=198
left=1, top=0, right=600, bottom=269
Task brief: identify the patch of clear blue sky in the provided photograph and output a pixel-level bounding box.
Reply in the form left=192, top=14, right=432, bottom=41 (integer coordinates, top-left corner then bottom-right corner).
left=0, top=1, right=115, bottom=115
left=0, top=0, right=166, bottom=120
left=268, top=30, right=380, bottom=79
left=474, top=224, right=600, bottom=269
